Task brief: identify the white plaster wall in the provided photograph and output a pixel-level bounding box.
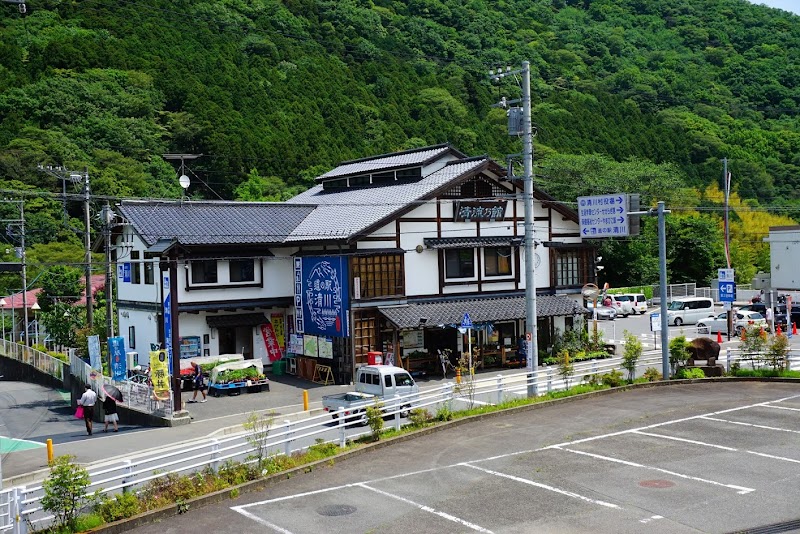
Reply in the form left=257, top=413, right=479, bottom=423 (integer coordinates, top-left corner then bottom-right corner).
left=770, top=228, right=800, bottom=290
left=118, top=309, right=158, bottom=359
left=115, top=233, right=160, bottom=304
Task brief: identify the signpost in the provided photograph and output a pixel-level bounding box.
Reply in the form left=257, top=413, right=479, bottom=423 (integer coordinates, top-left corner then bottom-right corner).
left=650, top=312, right=660, bottom=349
left=461, top=313, right=473, bottom=373
left=578, top=194, right=629, bottom=238
left=719, top=268, right=735, bottom=340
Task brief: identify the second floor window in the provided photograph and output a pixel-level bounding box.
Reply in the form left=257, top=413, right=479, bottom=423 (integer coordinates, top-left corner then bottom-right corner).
left=351, top=254, right=404, bottom=299
left=131, top=251, right=141, bottom=284
left=556, top=251, right=580, bottom=287
left=445, top=249, right=475, bottom=279
left=191, top=260, right=218, bottom=284
left=144, top=260, right=154, bottom=285
left=484, top=247, right=512, bottom=276
left=229, top=259, right=255, bottom=282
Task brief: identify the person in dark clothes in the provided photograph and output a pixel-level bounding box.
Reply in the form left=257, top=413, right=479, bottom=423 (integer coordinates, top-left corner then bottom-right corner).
left=77, top=384, right=97, bottom=436
left=188, top=361, right=207, bottom=403
left=103, top=395, right=119, bottom=433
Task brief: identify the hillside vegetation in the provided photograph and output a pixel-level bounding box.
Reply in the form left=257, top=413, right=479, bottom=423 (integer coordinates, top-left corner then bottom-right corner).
left=0, top=0, right=799, bottom=290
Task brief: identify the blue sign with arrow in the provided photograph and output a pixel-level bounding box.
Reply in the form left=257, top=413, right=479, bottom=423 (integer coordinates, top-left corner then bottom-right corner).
left=577, top=193, right=629, bottom=238
left=718, top=281, right=736, bottom=303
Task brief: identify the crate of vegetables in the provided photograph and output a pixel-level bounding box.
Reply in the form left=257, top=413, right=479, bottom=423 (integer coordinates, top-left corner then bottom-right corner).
left=208, top=360, right=269, bottom=396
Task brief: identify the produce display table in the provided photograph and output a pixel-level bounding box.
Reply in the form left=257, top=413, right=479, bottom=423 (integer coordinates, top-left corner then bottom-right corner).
left=208, top=378, right=270, bottom=397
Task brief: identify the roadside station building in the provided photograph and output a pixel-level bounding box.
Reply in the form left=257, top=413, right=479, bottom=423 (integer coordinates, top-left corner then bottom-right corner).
left=114, top=144, right=596, bottom=384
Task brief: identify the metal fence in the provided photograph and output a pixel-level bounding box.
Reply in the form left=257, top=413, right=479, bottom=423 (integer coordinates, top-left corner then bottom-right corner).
left=0, top=341, right=66, bottom=382
left=3, top=348, right=797, bottom=534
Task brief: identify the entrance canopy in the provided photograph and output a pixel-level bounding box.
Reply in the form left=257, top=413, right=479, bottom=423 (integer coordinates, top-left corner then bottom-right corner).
left=379, top=295, right=586, bottom=330
left=206, top=312, right=268, bottom=328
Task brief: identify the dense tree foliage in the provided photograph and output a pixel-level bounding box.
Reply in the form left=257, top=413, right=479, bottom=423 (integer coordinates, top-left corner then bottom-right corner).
left=0, top=0, right=798, bottom=290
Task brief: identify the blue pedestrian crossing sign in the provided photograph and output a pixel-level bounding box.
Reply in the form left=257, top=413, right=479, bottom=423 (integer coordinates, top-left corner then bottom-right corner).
left=461, top=313, right=473, bottom=329
left=718, top=281, right=736, bottom=303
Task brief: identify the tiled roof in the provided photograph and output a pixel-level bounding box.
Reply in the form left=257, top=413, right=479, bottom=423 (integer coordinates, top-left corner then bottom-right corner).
left=424, top=236, right=522, bottom=249
left=317, top=144, right=454, bottom=181
left=118, top=201, right=316, bottom=247
left=378, top=295, right=587, bottom=330
left=286, top=158, right=489, bottom=242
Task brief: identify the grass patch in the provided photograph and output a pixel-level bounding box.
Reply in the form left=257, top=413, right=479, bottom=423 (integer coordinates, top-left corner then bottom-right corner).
left=731, top=368, right=800, bottom=378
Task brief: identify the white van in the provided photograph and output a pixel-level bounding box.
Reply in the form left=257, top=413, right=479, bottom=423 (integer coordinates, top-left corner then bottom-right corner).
left=666, top=297, right=715, bottom=326
left=623, top=293, right=648, bottom=314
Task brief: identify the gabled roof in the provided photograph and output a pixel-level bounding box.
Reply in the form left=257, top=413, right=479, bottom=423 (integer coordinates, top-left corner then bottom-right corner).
left=117, top=200, right=315, bottom=247
left=316, top=144, right=462, bottom=182
left=286, top=157, right=493, bottom=242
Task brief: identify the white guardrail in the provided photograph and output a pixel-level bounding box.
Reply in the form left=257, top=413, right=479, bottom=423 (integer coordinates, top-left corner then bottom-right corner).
left=0, top=341, right=65, bottom=382
left=2, top=348, right=799, bottom=533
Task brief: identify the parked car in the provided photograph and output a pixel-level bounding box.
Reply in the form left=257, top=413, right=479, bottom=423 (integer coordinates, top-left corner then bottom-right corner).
left=666, top=297, right=715, bottom=326
left=608, top=295, right=634, bottom=317
left=737, top=303, right=767, bottom=315
left=773, top=305, right=800, bottom=329
left=586, top=301, right=617, bottom=320
left=322, top=365, right=418, bottom=424
left=622, top=293, right=648, bottom=314
left=696, top=310, right=768, bottom=336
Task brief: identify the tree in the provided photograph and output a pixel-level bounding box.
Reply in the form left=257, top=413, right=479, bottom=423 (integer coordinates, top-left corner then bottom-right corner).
left=41, top=455, right=94, bottom=533
left=37, top=266, right=83, bottom=315
left=621, top=330, right=642, bottom=381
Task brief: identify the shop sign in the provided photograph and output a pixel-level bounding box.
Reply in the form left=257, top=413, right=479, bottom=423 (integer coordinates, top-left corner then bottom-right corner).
left=296, top=256, right=350, bottom=338
left=260, top=322, right=283, bottom=362
left=149, top=349, right=170, bottom=400
left=270, top=313, right=286, bottom=349
left=454, top=201, right=507, bottom=222
left=108, top=336, right=127, bottom=381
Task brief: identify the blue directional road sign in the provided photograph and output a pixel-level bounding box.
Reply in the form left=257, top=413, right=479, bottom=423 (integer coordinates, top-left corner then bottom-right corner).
left=461, top=313, right=472, bottom=329
left=718, top=281, right=736, bottom=303
left=577, top=193, right=629, bottom=238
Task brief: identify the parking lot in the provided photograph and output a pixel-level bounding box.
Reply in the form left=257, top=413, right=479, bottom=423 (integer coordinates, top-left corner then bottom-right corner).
left=125, top=381, right=800, bottom=534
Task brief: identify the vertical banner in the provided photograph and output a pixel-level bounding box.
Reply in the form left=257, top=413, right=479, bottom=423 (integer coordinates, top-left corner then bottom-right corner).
left=260, top=322, right=283, bottom=362
left=88, top=335, right=102, bottom=371
left=300, top=256, right=350, bottom=338
left=270, top=313, right=286, bottom=350
left=293, top=258, right=304, bottom=334
left=149, top=350, right=171, bottom=400
left=162, top=271, right=173, bottom=369
left=108, top=336, right=127, bottom=381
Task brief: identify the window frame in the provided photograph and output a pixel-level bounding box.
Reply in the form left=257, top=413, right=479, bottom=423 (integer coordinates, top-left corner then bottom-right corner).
left=444, top=248, right=476, bottom=280
left=229, top=259, right=255, bottom=283
left=483, top=246, right=513, bottom=277
left=191, top=260, right=218, bottom=284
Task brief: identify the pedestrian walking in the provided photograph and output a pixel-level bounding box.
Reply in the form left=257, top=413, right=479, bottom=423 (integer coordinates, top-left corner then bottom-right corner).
left=188, top=361, right=207, bottom=403
left=766, top=306, right=774, bottom=332
left=103, top=394, right=119, bottom=433
left=78, top=384, right=97, bottom=436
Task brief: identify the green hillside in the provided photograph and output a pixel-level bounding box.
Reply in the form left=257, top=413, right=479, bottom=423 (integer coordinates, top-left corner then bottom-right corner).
left=0, top=0, right=799, bottom=289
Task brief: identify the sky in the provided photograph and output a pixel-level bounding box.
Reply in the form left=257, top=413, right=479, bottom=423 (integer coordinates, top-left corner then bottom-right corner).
left=747, top=0, right=800, bottom=15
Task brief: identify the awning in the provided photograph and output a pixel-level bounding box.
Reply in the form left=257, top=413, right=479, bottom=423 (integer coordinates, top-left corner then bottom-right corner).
left=206, top=312, right=268, bottom=328
left=423, top=236, right=522, bottom=249
left=379, top=295, right=587, bottom=330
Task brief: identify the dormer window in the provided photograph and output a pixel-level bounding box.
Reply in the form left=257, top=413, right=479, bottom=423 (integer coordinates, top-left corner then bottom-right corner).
left=320, top=166, right=422, bottom=190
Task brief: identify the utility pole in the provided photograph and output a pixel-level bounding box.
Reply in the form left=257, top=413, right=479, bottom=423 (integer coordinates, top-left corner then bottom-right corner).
left=103, top=202, right=114, bottom=339
left=0, top=200, right=28, bottom=343
left=657, top=202, right=670, bottom=379
left=490, top=61, right=538, bottom=396
left=37, top=164, right=94, bottom=330
left=723, top=158, right=733, bottom=340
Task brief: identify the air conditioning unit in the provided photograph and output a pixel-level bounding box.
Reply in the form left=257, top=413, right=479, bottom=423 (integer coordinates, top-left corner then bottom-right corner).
left=126, top=351, right=139, bottom=370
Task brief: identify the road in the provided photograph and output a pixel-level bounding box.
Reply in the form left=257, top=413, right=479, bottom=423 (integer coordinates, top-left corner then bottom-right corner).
left=127, top=381, right=800, bottom=534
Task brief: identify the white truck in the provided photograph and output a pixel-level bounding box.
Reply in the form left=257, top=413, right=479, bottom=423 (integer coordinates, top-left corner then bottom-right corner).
left=322, top=365, right=419, bottom=424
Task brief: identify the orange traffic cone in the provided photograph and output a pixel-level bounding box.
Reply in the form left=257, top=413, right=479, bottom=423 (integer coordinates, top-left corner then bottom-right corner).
left=777, top=324, right=783, bottom=336
left=717, top=331, right=723, bottom=344
left=741, top=329, right=746, bottom=340
left=793, top=322, right=797, bottom=336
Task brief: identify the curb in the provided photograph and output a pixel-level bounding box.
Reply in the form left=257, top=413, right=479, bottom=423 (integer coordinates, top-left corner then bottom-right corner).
left=83, top=377, right=800, bottom=534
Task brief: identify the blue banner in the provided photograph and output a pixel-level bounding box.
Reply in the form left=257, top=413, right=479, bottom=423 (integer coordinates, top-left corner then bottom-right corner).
left=300, top=256, right=349, bottom=338
left=123, top=263, right=131, bottom=283
left=88, top=335, right=101, bottom=371
left=108, top=336, right=127, bottom=381
left=163, top=272, right=173, bottom=369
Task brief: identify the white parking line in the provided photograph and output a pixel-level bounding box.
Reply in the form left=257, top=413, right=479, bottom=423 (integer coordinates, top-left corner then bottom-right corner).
left=232, top=507, right=295, bottom=534
left=461, top=463, right=621, bottom=509
left=357, top=483, right=494, bottom=533
left=701, top=416, right=800, bottom=435
left=763, top=404, right=800, bottom=413
left=632, top=430, right=738, bottom=451
left=556, top=447, right=755, bottom=495
left=746, top=451, right=800, bottom=464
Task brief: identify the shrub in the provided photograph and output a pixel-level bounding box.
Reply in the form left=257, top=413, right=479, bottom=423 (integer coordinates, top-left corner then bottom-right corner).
left=621, top=330, right=642, bottom=381
left=243, top=411, right=275, bottom=471
left=642, top=367, right=662, bottom=382
left=365, top=402, right=384, bottom=440
left=408, top=408, right=433, bottom=427
left=675, top=367, right=706, bottom=379
left=435, top=403, right=453, bottom=421
left=96, top=492, right=141, bottom=523
left=668, top=336, right=690, bottom=376
left=601, top=369, right=625, bottom=388
left=556, top=349, right=574, bottom=389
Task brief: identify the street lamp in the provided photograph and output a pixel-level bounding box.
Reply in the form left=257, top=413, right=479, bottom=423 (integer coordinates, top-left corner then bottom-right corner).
left=0, top=298, right=5, bottom=342
left=31, top=302, right=40, bottom=346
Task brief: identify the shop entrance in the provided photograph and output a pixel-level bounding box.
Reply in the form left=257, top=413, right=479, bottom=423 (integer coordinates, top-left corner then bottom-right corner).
left=218, top=326, right=254, bottom=359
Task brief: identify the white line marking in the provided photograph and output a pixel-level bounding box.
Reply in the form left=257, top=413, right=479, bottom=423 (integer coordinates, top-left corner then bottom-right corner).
left=231, top=506, right=295, bottom=534
left=763, top=404, right=800, bottom=413
left=701, top=416, right=800, bottom=435
left=632, top=431, right=738, bottom=451
left=461, top=463, right=621, bottom=509
left=234, top=484, right=354, bottom=508
left=557, top=447, right=755, bottom=494
left=640, top=515, right=664, bottom=524
left=746, top=451, right=800, bottom=464
left=453, top=398, right=491, bottom=406
left=357, top=483, right=494, bottom=533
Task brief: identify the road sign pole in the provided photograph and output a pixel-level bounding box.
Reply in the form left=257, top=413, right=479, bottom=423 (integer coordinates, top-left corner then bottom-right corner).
left=658, top=202, right=671, bottom=379
left=468, top=327, right=472, bottom=374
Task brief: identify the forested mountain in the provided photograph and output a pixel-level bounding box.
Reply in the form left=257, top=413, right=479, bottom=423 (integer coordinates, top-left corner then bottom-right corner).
left=0, top=0, right=799, bottom=291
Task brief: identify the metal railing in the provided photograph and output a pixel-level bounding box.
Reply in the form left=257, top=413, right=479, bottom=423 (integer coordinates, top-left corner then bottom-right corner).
left=0, top=340, right=66, bottom=382
left=3, top=348, right=797, bottom=534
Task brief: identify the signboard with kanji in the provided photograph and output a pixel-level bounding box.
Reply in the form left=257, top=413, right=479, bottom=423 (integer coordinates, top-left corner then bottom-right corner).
left=454, top=201, right=507, bottom=222
left=295, top=256, right=350, bottom=338
left=578, top=194, right=629, bottom=238
left=719, top=281, right=736, bottom=303
left=149, top=350, right=170, bottom=400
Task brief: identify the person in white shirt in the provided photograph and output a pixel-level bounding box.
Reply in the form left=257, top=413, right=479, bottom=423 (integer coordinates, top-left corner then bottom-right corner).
left=766, top=306, right=774, bottom=332
left=78, top=384, right=98, bottom=436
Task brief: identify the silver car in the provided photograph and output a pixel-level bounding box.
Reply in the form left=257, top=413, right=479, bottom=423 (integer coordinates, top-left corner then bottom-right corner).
left=586, top=301, right=617, bottom=320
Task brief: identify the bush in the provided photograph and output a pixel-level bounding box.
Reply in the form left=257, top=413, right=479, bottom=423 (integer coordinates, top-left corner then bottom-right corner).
left=435, top=403, right=453, bottom=421
left=365, top=402, right=384, bottom=440
left=621, top=330, right=642, bottom=381
left=669, top=336, right=690, bottom=376
left=601, top=369, right=625, bottom=388
left=675, top=367, right=706, bottom=379
left=41, top=455, right=95, bottom=533
left=96, top=492, right=141, bottom=523
left=642, top=367, right=662, bottom=382
left=408, top=408, right=433, bottom=427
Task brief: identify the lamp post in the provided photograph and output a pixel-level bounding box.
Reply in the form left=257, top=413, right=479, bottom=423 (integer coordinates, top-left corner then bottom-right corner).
left=0, top=298, right=5, bottom=342
left=31, top=302, right=40, bottom=346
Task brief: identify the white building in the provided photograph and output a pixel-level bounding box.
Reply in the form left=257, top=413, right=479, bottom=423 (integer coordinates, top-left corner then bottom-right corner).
left=115, top=144, right=596, bottom=384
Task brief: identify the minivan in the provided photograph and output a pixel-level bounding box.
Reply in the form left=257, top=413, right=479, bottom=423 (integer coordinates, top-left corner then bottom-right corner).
left=666, top=297, right=715, bottom=326
left=623, top=293, right=648, bottom=314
